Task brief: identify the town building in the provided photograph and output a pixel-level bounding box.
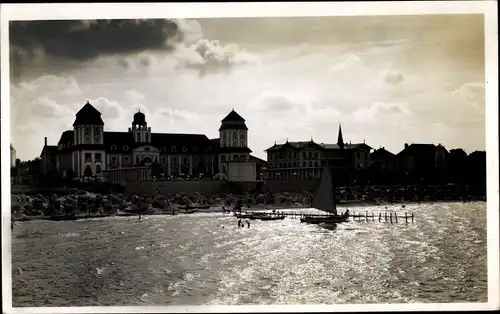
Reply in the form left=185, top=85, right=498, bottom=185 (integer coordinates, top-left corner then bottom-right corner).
left=39, top=137, right=57, bottom=175
left=52, top=101, right=262, bottom=183
left=263, top=125, right=372, bottom=182
left=370, top=147, right=397, bottom=171
left=396, top=143, right=449, bottom=172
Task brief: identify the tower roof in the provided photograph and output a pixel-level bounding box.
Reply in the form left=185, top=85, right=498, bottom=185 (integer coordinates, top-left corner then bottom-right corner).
left=221, top=109, right=245, bottom=122
left=337, top=123, right=344, bottom=148
left=73, top=101, right=104, bottom=126
left=133, top=110, right=146, bottom=125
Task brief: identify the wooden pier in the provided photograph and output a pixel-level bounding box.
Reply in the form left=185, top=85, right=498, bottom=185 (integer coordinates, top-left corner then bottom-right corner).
left=239, top=210, right=415, bottom=224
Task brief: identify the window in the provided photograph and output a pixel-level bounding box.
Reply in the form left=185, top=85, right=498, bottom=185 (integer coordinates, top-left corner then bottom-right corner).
left=172, top=157, right=178, bottom=164
left=302, top=152, right=306, bottom=158
left=183, top=157, right=189, bottom=164
left=85, top=127, right=90, bottom=135
left=85, top=136, right=90, bottom=144
left=111, top=156, right=118, bottom=164
left=96, top=165, right=102, bottom=174
left=182, top=146, right=187, bottom=153
left=85, top=153, right=92, bottom=162
left=94, top=135, right=100, bottom=143
left=111, top=145, right=117, bottom=152
left=240, top=140, right=244, bottom=147
left=314, top=152, right=318, bottom=158
left=95, top=153, right=102, bottom=162
left=221, top=155, right=226, bottom=162
left=123, top=156, right=130, bottom=165
left=308, top=152, right=312, bottom=158
left=171, top=146, right=177, bottom=152
left=161, top=157, right=166, bottom=165
left=123, top=146, right=129, bottom=152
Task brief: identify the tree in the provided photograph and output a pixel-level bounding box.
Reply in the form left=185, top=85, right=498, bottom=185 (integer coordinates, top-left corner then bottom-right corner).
left=448, top=148, right=468, bottom=183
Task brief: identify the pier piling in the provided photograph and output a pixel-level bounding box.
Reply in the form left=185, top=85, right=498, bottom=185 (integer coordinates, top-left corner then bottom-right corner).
left=365, top=211, right=368, bottom=222
left=411, top=213, right=414, bottom=224
left=394, top=212, right=398, bottom=223
left=390, top=213, right=393, bottom=224
left=405, top=212, right=408, bottom=224
left=379, top=213, right=382, bottom=222
left=385, top=212, right=387, bottom=222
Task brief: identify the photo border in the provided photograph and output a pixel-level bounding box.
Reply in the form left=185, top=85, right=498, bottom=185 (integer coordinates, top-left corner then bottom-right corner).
left=1, top=1, right=498, bottom=313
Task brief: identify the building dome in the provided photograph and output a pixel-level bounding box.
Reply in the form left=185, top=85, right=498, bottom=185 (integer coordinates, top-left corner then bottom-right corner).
left=133, top=110, right=146, bottom=126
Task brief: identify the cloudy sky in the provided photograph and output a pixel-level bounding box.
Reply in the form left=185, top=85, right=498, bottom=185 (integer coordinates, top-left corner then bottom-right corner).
left=9, top=14, right=485, bottom=161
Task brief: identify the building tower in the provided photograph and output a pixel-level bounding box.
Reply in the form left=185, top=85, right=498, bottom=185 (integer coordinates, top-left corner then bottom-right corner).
left=129, top=110, right=151, bottom=144
left=72, top=101, right=105, bottom=177
left=337, top=123, right=345, bottom=149
left=218, top=109, right=252, bottom=174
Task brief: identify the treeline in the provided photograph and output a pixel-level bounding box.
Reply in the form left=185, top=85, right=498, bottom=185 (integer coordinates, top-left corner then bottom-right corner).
left=351, top=149, right=486, bottom=192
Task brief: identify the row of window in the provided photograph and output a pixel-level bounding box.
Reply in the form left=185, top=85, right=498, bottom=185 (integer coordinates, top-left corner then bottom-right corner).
left=268, top=151, right=369, bottom=160
left=220, top=154, right=247, bottom=162
left=269, top=151, right=322, bottom=160
left=269, top=161, right=321, bottom=168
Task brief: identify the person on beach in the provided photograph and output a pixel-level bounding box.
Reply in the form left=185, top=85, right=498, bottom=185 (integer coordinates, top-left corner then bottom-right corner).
left=246, top=220, right=250, bottom=228
left=238, top=219, right=242, bottom=227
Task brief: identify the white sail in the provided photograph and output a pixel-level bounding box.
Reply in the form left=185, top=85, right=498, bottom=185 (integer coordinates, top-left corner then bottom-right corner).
left=311, top=163, right=337, bottom=214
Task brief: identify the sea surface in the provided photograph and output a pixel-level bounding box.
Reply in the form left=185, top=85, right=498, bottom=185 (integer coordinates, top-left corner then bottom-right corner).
left=11, top=202, right=487, bottom=307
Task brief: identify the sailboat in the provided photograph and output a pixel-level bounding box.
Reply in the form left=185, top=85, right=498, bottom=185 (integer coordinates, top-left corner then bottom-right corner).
left=300, top=162, right=350, bottom=224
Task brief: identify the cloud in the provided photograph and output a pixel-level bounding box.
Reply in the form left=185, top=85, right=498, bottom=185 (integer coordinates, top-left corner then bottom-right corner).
left=29, top=96, right=76, bottom=118
left=382, top=69, right=405, bottom=85
left=10, top=19, right=181, bottom=62
left=157, top=108, right=202, bottom=122
left=9, top=16, right=485, bottom=160
left=125, top=89, right=146, bottom=103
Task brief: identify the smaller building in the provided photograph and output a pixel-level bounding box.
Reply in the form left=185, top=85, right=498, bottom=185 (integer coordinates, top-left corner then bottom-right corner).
left=226, top=157, right=257, bottom=182
left=370, top=147, right=397, bottom=170
left=40, top=137, right=58, bottom=175
left=397, top=143, right=449, bottom=172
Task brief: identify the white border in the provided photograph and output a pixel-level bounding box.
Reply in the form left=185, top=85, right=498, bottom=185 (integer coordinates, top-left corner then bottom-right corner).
left=1, top=1, right=498, bottom=313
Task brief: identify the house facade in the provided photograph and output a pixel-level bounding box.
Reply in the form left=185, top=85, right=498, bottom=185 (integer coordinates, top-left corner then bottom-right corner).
left=263, top=125, right=373, bottom=181
left=53, top=101, right=262, bottom=182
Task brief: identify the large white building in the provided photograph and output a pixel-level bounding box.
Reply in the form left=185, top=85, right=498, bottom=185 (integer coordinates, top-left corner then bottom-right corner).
left=53, top=101, right=261, bottom=182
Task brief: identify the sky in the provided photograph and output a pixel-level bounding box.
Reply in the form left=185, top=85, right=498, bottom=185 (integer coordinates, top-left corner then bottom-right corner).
left=8, top=15, right=486, bottom=161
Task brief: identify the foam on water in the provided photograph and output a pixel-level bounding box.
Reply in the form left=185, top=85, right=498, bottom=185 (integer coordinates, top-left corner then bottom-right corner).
left=10, top=202, right=488, bottom=306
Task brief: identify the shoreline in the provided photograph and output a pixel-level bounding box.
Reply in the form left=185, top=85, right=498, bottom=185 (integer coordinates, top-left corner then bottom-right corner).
left=11, top=199, right=484, bottom=223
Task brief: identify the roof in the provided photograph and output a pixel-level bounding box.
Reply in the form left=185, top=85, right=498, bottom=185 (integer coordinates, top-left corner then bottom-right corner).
left=73, top=102, right=104, bottom=126
left=265, top=141, right=323, bottom=152
left=398, top=143, right=437, bottom=156
left=371, top=147, right=395, bottom=160
left=56, top=130, right=215, bottom=154
left=219, top=123, right=248, bottom=131
left=221, top=110, right=245, bottom=122
left=104, top=132, right=135, bottom=153
left=344, top=143, right=372, bottom=150
left=40, top=145, right=58, bottom=158
left=250, top=155, right=267, bottom=164
left=58, top=130, right=74, bottom=145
